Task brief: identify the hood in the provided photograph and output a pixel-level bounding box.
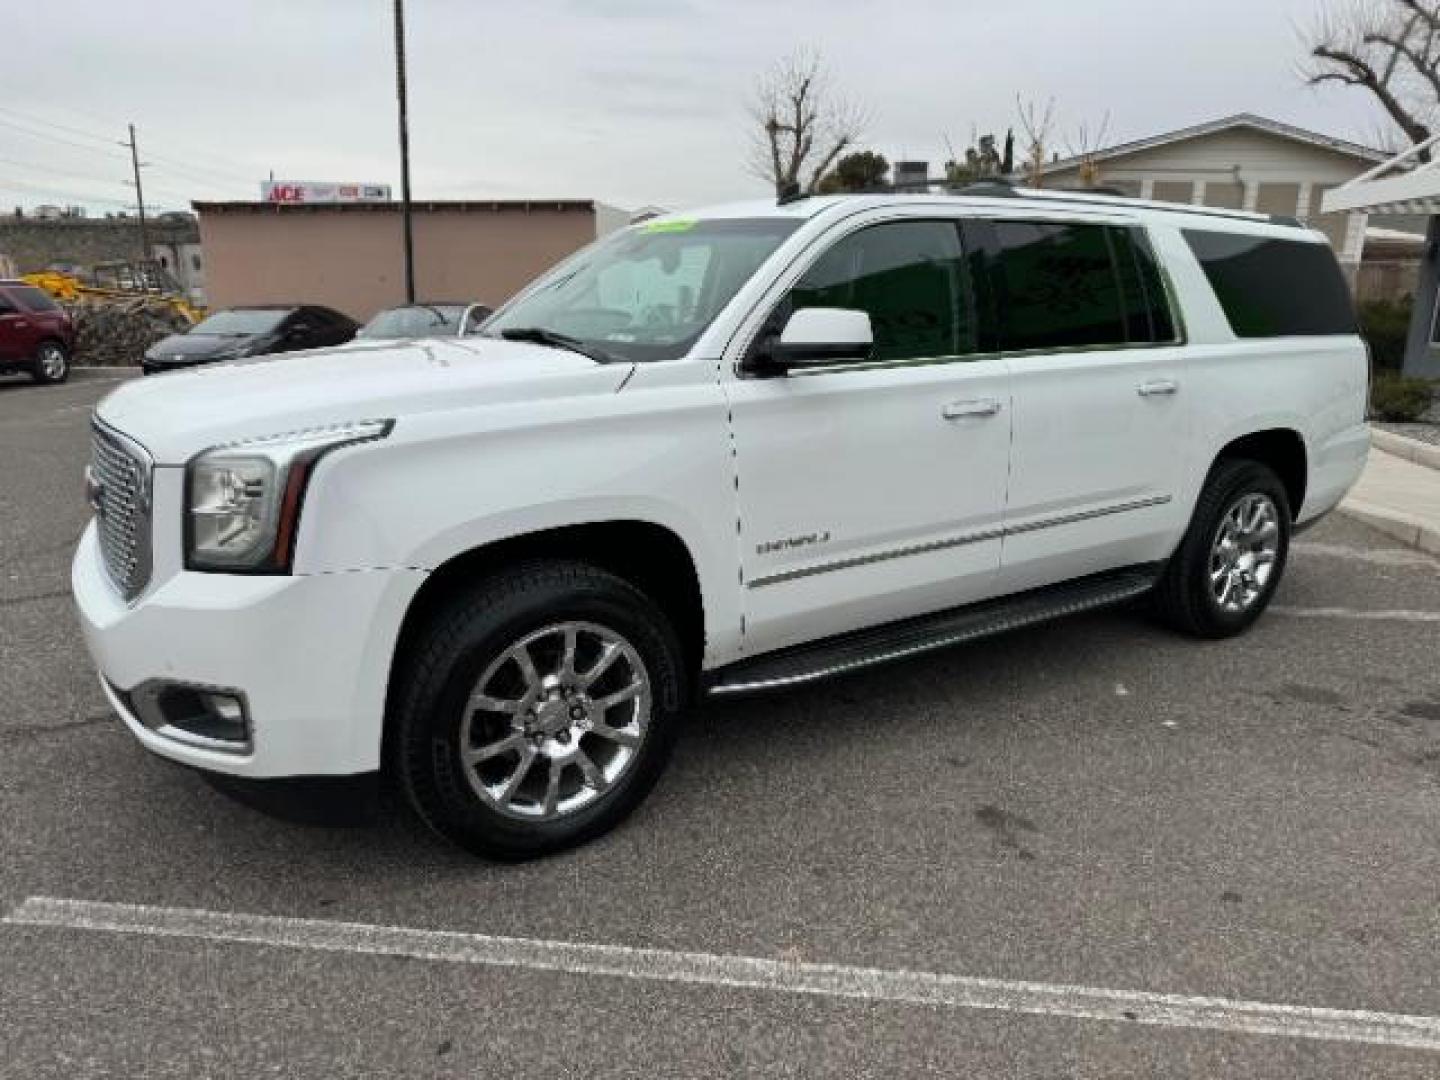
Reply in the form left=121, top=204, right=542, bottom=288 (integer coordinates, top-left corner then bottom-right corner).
left=144, top=332, right=264, bottom=361
left=99, top=337, right=633, bottom=464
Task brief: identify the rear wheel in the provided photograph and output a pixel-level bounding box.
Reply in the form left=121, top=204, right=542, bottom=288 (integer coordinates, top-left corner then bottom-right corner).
left=1152, top=459, right=1290, bottom=638
left=392, top=561, right=686, bottom=860
left=30, top=341, right=69, bottom=385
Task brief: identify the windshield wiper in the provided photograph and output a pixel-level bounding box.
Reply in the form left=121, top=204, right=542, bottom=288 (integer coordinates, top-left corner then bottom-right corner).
left=497, top=327, right=624, bottom=365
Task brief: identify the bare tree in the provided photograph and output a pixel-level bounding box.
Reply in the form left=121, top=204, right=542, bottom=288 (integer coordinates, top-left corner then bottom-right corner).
left=1064, top=112, right=1113, bottom=188
left=1303, top=1, right=1440, bottom=151
left=749, top=49, right=868, bottom=196
left=1016, top=96, right=1057, bottom=187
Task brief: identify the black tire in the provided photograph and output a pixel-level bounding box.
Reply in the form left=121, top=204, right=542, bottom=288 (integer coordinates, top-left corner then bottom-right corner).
left=1152, top=459, right=1291, bottom=639
left=392, top=560, right=687, bottom=860
left=30, top=340, right=70, bottom=385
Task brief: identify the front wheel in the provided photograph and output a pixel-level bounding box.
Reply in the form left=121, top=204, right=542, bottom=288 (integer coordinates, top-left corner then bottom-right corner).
left=31, top=341, right=70, bottom=385
left=392, top=561, right=686, bottom=860
left=1152, top=459, right=1291, bottom=639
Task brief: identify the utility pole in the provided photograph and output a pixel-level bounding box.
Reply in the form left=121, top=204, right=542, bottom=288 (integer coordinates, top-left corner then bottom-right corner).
left=393, top=0, right=416, bottom=303
left=122, top=123, right=150, bottom=261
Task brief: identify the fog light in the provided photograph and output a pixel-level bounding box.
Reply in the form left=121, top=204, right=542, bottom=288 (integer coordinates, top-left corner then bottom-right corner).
left=128, top=681, right=252, bottom=753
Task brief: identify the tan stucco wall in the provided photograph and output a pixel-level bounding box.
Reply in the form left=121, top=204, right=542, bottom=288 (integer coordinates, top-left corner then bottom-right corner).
left=197, top=206, right=598, bottom=320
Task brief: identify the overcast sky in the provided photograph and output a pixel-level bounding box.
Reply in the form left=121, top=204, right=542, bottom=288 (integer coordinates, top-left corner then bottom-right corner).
left=0, top=0, right=1397, bottom=215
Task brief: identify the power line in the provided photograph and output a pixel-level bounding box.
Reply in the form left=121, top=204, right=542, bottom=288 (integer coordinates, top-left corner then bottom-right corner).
left=0, top=116, right=130, bottom=161
left=0, top=100, right=258, bottom=184
left=0, top=155, right=129, bottom=187
left=0, top=104, right=117, bottom=147
left=0, top=176, right=135, bottom=207
left=0, top=156, right=227, bottom=209
left=146, top=157, right=253, bottom=189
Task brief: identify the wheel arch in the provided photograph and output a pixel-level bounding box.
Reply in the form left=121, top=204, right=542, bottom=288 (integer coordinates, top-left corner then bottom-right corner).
left=1212, top=428, right=1308, bottom=520
left=383, top=519, right=707, bottom=760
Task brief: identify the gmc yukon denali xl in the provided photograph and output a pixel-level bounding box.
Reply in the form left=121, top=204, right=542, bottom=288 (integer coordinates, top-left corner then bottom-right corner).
left=74, top=188, right=1370, bottom=858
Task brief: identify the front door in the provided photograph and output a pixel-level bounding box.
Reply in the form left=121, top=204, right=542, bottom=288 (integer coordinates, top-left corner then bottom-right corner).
left=0, top=292, right=30, bottom=364
left=725, top=216, right=1013, bottom=656
left=977, top=216, right=1189, bottom=593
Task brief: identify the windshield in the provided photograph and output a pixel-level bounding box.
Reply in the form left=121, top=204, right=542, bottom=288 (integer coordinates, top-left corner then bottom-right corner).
left=192, top=309, right=289, bottom=336
left=359, top=304, right=465, bottom=339
left=484, top=218, right=801, bottom=363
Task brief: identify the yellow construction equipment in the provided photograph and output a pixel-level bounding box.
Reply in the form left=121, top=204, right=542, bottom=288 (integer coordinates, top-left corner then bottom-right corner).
left=22, top=269, right=206, bottom=325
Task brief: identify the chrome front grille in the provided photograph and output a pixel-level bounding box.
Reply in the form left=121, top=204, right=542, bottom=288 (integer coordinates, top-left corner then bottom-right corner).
left=90, top=421, right=153, bottom=600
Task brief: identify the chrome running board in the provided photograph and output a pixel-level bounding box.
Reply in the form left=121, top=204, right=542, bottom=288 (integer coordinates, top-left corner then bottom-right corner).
left=704, top=566, right=1161, bottom=697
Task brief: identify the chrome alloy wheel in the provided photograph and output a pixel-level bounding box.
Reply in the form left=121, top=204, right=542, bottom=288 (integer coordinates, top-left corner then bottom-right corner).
left=38, top=343, right=67, bottom=380
left=1209, top=492, right=1281, bottom=614
left=459, top=621, right=651, bottom=821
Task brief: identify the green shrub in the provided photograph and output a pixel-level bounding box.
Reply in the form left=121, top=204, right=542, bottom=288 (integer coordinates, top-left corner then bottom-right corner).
left=1358, top=299, right=1413, bottom=373
left=1370, top=373, right=1434, bottom=421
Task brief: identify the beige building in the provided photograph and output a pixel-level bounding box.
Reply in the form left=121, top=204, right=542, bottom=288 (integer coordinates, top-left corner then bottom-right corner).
left=1039, top=114, right=1392, bottom=275
left=192, top=200, right=627, bottom=321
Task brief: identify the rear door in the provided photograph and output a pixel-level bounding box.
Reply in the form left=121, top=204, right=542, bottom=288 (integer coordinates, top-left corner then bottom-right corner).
left=725, top=212, right=1013, bottom=656
left=973, top=216, right=1190, bottom=593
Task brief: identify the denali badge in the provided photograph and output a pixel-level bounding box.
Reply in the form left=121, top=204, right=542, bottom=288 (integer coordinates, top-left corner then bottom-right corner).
left=757, top=531, right=831, bottom=556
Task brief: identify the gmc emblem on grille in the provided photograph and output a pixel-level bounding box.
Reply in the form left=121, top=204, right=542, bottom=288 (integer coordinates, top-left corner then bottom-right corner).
left=85, top=465, right=105, bottom=518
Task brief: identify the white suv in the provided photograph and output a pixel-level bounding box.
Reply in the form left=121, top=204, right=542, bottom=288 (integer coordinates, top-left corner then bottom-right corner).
left=74, top=188, right=1370, bottom=858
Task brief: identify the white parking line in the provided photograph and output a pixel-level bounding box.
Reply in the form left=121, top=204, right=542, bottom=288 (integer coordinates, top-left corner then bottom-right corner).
left=1271, top=606, right=1440, bottom=623
left=7, top=897, right=1440, bottom=1052
left=1293, top=542, right=1439, bottom=568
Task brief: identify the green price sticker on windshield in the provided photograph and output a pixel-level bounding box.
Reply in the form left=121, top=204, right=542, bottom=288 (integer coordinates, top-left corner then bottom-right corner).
left=640, top=219, right=697, bottom=234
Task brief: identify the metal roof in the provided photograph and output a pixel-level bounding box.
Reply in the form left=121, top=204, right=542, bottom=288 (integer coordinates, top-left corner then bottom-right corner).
left=1041, top=113, right=1389, bottom=175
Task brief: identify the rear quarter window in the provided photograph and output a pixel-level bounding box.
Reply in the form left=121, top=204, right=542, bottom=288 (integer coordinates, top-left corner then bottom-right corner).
left=1182, top=230, right=1357, bottom=338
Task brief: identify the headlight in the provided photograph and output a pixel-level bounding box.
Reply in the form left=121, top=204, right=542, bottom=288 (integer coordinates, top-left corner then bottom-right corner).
left=185, top=420, right=392, bottom=572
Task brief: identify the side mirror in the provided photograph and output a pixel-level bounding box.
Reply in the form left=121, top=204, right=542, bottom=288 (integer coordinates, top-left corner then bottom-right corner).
left=767, top=308, right=873, bottom=368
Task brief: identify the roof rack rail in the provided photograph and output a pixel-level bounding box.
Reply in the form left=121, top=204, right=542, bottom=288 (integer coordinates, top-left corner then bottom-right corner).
left=777, top=180, right=1304, bottom=229
left=950, top=183, right=1303, bottom=229
left=949, top=180, right=1023, bottom=198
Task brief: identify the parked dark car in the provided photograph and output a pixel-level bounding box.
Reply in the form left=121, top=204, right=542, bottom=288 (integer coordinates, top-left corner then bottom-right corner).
left=0, top=280, right=76, bottom=384
left=350, top=301, right=492, bottom=343
left=141, top=305, right=358, bottom=375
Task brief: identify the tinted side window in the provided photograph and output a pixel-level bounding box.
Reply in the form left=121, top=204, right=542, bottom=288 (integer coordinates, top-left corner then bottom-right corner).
left=1110, top=226, right=1177, bottom=344
left=11, top=285, right=59, bottom=313
left=992, top=221, right=1129, bottom=351
left=1182, top=230, right=1357, bottom=337
left=788, top=221, right=972, bottom=362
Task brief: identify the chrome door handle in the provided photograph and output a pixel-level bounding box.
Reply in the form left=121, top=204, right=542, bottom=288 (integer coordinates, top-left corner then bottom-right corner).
left=1137, top=379, right=1179, bottom=398
left=942, top=399, right=1002, bottom=420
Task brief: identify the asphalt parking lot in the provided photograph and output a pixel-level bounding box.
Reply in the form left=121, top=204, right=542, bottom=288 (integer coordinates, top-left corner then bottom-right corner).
left=3, top=372, right=1440, bottom=1078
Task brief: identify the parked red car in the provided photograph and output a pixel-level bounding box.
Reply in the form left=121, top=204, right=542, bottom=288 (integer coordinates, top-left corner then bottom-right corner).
left=0, top=280, right=75, bottom=384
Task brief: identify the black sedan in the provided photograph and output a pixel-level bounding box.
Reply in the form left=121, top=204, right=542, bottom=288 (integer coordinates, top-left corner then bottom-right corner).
left=141, top=305, right=359, bottom=375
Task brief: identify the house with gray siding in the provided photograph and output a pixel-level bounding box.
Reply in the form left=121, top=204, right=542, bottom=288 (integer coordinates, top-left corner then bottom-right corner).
left=1038, top=114, right=1391, bottom=276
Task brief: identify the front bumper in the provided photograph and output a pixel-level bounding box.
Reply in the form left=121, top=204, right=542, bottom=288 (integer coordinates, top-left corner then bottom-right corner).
left=73, top=523, right=427, bottom=778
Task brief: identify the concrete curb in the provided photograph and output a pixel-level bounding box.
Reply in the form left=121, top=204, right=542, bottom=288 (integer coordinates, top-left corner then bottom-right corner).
left=1371, top=427, right=1440, bottom=472
left=1339, top=498, right=1440, bottom=558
